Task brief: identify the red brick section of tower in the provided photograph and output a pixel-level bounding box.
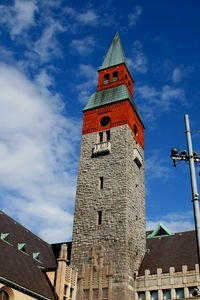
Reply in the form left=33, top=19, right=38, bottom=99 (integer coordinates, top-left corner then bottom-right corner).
left=82, top=33, right=144, bottom=149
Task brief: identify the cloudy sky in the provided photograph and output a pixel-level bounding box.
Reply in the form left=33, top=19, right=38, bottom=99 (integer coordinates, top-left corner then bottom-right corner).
left=0, top=0, right=200, bottom=243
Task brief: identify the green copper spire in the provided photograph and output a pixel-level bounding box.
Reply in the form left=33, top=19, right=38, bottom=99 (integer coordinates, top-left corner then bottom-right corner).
left=98, top=32, right=128, bottom=70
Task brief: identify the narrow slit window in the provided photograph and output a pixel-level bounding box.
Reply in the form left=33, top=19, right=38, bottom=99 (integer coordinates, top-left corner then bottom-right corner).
left=106, top=130, right=110, bottom=141
left=97, top=211, right=102, bottom=225
left=99, top=177, right=103, bottom=189
left=99, top=132, right=103, bottom=143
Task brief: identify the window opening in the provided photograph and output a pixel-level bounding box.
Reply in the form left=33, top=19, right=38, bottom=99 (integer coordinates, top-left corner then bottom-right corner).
left=69, top=288, right=73, bottom=300
left=138, top=292, right=145, bottom=300
left=64, top=285, right=68, bottom=296
left=176, top=288, right=184, bottom=298
left=97, top=211, right=102, bottom=225
left=18, top=243, right=27, bottom=254
left=99, top=132, right=103, bottom=143
left=125, top=74, right=128, bottom=79
left=112, top=71, right=118, bottom=81
left=106, top=130, right=110, bottom=141
left=104, top=74, right=110, bottom=84
left=163, top=289, right=171, bottom=299
left=190, top=287, right=198, bottom=297
left=1, top=233, right=12, bottom=245
left=98, top=130, right=110, bottom=143
left=128, top=80, right=131, bottom=86
left=150, top=291, right=158, bottom=300
left=100, top=116, right=110, bottom=127
left=99, top=177, right=104, bottom=189
left=134, top=124, right=138, bottom=136
left=33, top=252, right=42, bottom=263
left=0, top=291, right=9, bottom=300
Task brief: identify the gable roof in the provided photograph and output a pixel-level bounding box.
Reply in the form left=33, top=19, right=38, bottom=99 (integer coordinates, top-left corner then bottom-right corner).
left=139, top=230, right=198, bottom=276
left=147, top=222, right=173, bottom=239
left=98, top=32, right=128, bottom=71
left=0, top=211, right=57, bottom=300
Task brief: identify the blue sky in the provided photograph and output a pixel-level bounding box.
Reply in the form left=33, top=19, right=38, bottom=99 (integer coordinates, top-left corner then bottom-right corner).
left=0, top=0, right=200, bottom=243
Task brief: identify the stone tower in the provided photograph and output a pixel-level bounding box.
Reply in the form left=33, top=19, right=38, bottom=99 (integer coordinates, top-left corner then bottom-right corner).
left=71, top=33, right=146, bottom=300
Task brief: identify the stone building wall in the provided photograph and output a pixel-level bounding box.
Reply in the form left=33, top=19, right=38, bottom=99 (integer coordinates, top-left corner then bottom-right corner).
left=135, top=265, right=200, bottom=300
left=71, top=124, right=146, bottom=299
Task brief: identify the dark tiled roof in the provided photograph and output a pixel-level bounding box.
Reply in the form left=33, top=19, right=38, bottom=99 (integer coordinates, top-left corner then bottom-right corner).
left=0, top=211, right=57, bottom=299
left=139, top=230, right=198, bottom=276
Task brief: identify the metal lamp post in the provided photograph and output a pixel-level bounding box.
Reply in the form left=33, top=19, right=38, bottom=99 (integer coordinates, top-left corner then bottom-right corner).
left=170, top=114, right=200, bottom=282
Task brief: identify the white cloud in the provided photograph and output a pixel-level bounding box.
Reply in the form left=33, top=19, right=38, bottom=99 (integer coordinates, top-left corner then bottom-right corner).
left=147, top=211, right=194, bottom=233
left=65, top=7, right=99, bottom=26
left=145, top=154, right=172, bottom=181
left=172, top=67, right=183, bottom=83
left=76, top=64, right=97, bottom=103
left=0, top=47, right=15, bottom=64
left=128, top=41, right=148, bottom=73
left=29, top=20, right=65, bottom=63
left=70, top=36, right=96, bottom=56
left=35, top=69, right=54, bottom=89
left=0, top=62, right=81, bottom=243
left=0, top=0, right=38, bottom=38
left=128, top=5, right=143, bottom=26
left=136, top=84, right=186, bottom=122
left=78, top=10, right=99, bottom=25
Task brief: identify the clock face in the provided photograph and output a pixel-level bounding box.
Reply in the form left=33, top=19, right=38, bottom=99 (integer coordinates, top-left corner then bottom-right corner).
left=100, top=116, right=110, bottom=127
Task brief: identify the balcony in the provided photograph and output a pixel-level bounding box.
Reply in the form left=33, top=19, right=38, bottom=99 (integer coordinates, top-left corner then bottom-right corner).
left=92, top=141, right=111, bottom=157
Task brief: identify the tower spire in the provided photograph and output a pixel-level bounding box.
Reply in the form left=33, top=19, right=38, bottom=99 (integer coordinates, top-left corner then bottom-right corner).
left=99, top=32, right=128, bottom=70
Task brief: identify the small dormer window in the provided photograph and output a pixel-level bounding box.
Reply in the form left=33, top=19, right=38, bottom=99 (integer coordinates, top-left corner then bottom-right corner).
left=104, top=74, right=110, bottom=84
left=112, top=71, right=118, bottom=81
left=33, top=252, right=42, bottom=263
left=147, top=223, right=173, bottom=239
left=18, top=243, right=27, bottom=254
left=1, top=233, right=12, bottom=245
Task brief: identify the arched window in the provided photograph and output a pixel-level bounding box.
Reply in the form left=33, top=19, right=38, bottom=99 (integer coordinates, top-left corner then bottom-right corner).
left=0, top=291, right=9, bottom=300
left=104, top=74, right=110, bottom=84
left=112, top=71, right=118, bottom=81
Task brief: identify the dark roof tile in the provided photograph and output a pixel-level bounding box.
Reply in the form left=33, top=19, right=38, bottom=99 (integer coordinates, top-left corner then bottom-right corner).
left=139, top=230, right=198, bottom=275
left=0, top=211, right=57, bottom=299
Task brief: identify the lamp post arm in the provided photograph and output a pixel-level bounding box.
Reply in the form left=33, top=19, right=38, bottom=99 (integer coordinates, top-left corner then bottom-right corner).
left=184, top=114, right=200, bottom=267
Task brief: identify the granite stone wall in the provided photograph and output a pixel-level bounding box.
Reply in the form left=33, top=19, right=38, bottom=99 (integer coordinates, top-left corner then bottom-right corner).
left=71, top=124, right=146, bottom=300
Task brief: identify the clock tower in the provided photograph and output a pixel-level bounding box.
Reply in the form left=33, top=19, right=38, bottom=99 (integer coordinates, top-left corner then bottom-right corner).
left=71, top=33, right=146, bottom=300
